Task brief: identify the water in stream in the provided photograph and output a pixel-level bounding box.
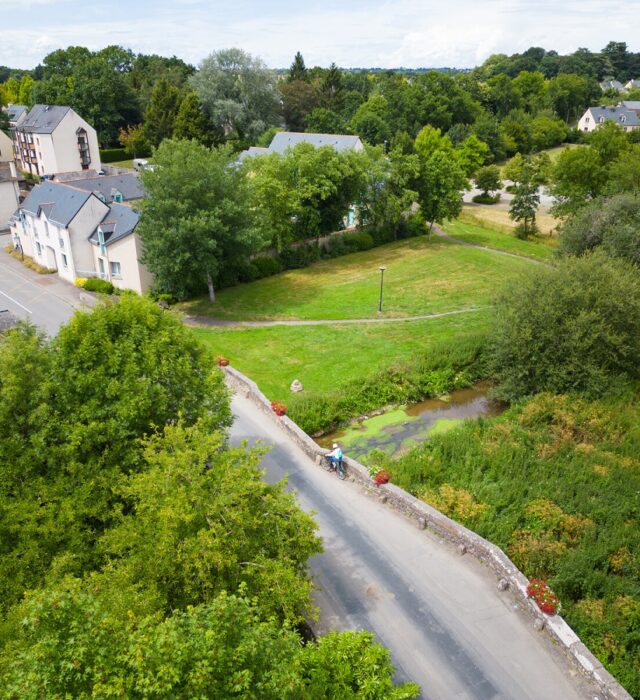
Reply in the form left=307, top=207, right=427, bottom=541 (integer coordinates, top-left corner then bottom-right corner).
left=316, top=382, right=503, bottom=460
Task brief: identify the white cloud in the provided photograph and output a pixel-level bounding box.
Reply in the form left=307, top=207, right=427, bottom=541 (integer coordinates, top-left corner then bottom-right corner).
left=0, top=0, right=639, bottom=69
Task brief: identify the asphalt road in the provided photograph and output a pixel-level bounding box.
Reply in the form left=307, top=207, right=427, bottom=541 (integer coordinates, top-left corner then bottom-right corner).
left=0, top=241, right=93, bottom=335
left=230, top=393, right=595, bottom=700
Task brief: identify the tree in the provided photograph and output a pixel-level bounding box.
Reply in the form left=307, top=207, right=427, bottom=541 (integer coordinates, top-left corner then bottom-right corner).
left=143, top=78, right=181, bottom=147
left=491, top=252, right=640, bottom=400
left=586, top=121, right=629, bottom=165
left=288, top=51, right=307, bottom=82
left=349, top=95, right=392, bottom=146
left=0, top=297, right=231, bottom=612
left=280, top=80, right=321, bottom=132
left=304, top=107, right=346, bottom=134
left=321, top=62, right=344, bottom=112
left=415, top=148, right=467, bottom=233
left=512, top=70, right=546, bottom=113
left=475, top=165, right=502, bottom=197
left=455, top=134, right=490, bottom=176
left=509, top=177, right=540, bottom=238
left=530, top=113, right=568, bottom=151
left=550, top=146, right=607, bottom=216
left=0, top=76, right=19, bottom=103
left=137, top=139, right=258, bottom=301
left=17, top=75, right=34, bottom=107
left=118, top=123, right=152, bottom=158
left=546, top=73, right=595, bottom=123
left=605, top=143, right=640, bottom=194
left=173, top=91, right=218, bottom=145
left=558, top=193, right=640, bottom=265
left=190, top=48, right=280, bottom=143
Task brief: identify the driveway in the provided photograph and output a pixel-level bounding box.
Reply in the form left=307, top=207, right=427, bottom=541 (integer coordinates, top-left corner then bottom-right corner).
left=0, top=240, right=95, bottom=335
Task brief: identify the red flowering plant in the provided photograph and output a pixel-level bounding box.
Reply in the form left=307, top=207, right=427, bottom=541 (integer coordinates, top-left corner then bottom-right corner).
left=270, top=400, right=287, bottom=416
left=527, top=579, right=561, bottom=615
left=374, top=470, right=391, bottom=486
left=217, top=355, right=230, bottom=367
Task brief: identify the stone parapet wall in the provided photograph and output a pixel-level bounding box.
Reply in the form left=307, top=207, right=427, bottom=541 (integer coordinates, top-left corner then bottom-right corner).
left=223, top=365, right=633, bottom=700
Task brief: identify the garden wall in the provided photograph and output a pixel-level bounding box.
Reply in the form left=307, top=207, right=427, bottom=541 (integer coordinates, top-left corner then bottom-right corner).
left=223, top=364, right=633, bottom=700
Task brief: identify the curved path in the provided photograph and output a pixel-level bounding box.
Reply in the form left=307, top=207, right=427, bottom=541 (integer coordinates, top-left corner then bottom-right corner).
left=185, top=306, right=487, bottom=328
left=230, top=391, right=595, bottom=700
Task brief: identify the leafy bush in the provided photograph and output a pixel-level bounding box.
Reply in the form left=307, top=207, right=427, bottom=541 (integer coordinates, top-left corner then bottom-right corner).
left=505, top=184, right=517, bottom=194
left=558, top=193, right=640, bottom=266
left=491, top=252, right=640, bottom=401
left=472, top=193, right=501, bottom=204
left=280, top=242, right=320, bottom=270
left=81, top=278, right=115, bottom=294
left=99, top=148, right=128, bottom=163
left=251, top=255, right=283, bottom=279
left=396, top=211, right=426, bottom=239
left=342, top=231, right=375, bottom=252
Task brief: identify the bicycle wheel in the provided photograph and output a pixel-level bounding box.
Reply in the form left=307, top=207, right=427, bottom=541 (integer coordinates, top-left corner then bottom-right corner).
left=336, top=462, right=347, bottom=480
left=321, top=456, right=333, bottom=471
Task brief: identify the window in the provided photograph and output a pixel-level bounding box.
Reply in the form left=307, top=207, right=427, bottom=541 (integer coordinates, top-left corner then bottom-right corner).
left=97, top=227, right=106, bottom=255
left=61, top=253, right=68, bottom=268
left=44, top=221, right=49, bottom=237
left=113, top=191, right=123, bottom=203
left=35, top=241, right=42, bottom=255
left=98, top=258, right=105, bottom=274
left=59, top=236, right=64, bottom=249
left=110, top=261, right=122, bottom=277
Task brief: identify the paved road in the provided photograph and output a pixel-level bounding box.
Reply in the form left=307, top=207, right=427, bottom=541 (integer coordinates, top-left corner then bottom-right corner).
left=0, top=241, right=94, bottom=335
left=230, top=393, right=594, bottom=700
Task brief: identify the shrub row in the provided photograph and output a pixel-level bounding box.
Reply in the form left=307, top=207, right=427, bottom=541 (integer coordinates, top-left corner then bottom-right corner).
left=472, top=193, right=501, bottom=205
left=99, top=148, right=128, bottom=163
left=288, top=333, right=489, bottom=435
left=75, top=277, right=115, bottom=294
left=5, top=246, right=55, bottom=274
left=216, top=213, right=426, bottom=291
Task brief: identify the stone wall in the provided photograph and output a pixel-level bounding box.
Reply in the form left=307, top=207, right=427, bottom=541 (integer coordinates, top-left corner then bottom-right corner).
left=223, top=365, right=633, bottom=700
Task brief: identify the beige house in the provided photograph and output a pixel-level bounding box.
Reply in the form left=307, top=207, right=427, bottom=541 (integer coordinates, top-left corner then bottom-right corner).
left=0, top=129, right=14, bottom=162
left=578, top=105, right=640, bottom=133
left=9, top=179, right=152, bottom=293
left=0, top=161, right=20, bottom=232
left=11, top=104, right=101, bottom=178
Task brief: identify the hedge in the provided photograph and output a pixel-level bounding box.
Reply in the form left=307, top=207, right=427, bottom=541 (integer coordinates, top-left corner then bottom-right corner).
left=99, top=148, right=128, bottom=163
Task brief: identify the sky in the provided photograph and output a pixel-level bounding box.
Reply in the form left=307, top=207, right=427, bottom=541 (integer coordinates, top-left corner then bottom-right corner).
left=1, top=0, right=639, bottom=70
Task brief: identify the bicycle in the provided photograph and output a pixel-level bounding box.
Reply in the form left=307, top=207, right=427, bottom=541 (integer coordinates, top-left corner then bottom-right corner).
left=322, top=454, right=347, bottom=480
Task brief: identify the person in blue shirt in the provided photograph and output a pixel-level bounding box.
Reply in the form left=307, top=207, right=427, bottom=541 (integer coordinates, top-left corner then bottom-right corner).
left=326, top=442, right=343, bottom=466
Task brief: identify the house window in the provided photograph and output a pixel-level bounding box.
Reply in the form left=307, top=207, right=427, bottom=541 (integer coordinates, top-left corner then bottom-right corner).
left=44, top=221, right=49, bottom=237
left=61, top=253, right=68, bottom=268
left=98, top=258, right=105, bottom=274
left=35, top=241, right=42, bottom=255
left=97, top=227, right=106, bottom=255
left=59, top=237, right=64, bottom=249
left=599, top=117, right=605, bottom=123
left=110, top=261, right=122, bottom=277
left=585, top=117, right=590, bottom=123
left=113, top=191, right=123, bottom=203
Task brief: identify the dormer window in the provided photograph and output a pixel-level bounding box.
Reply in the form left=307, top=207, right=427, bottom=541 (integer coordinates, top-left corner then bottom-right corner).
left=599, top=117, right=605, bottom=124
left=97, top=227, right=106, bottom=255
left=113, top=191, right=123, bottom=203
left=620, top=115, right=626, bottom=123
left=95, top=191, right=106, bottom=203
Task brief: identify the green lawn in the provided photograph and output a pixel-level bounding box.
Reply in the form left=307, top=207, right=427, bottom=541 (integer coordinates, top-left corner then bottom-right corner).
left=182, top=234, right=537, bottom=321
left=193, top=310, right=491, bottom=400
left=442, top=220, right=556, bottom=262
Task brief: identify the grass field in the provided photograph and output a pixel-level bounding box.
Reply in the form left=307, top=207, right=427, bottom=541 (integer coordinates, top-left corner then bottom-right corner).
left=459, top=204, right=559, bottom=236
left=442, top=220, right=556, bottom=261
left=193, top=310, right=492, bottom=400
left=182, top=233, right=538, bottom=322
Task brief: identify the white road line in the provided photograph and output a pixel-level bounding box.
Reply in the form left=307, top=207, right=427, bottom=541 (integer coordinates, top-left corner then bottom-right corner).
left=0, top=289, right=32, bottom=314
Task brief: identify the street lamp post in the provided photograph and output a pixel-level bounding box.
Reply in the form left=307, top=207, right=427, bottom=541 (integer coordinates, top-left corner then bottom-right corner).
left=378, top=265, right=386, bottom=312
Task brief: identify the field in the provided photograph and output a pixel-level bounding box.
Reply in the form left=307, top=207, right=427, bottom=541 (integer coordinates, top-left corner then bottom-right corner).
left=459, top=205, right=559, bottom=237
left=189, top=221, right=548, bottom=405
left=183, top=232, right=541, bottom=322
left=193, top=310, right=491, bottom=400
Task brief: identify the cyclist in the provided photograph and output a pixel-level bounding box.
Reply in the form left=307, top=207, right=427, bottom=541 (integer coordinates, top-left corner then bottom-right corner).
left=326, top=442, right=343, bottom=466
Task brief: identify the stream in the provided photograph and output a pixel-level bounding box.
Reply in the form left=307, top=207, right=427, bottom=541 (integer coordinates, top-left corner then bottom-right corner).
left=316, top=382, right=503, bottom=460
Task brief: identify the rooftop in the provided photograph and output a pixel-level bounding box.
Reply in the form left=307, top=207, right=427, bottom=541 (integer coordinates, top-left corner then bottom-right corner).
left=18, top=105, right=71, bottom=134
left=588, top=105, right=640, bottom=127
left=62, top=173, right=144, bottom=203
left=19, top=181, right=98, bottom=227
left=89, top=203, right=139, bottom=247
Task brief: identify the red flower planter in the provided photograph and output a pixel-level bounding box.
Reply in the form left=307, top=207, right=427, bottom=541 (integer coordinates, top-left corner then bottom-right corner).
left=374, top=469, right=391, bottom=486
left=217, top=355, right=230, bottom=367
left=527, top=579, right=560, bottom=615
left=270, top=400, right=287, bottom=416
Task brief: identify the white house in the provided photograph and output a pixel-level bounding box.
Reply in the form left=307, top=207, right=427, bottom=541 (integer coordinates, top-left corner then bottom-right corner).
left=9, top=179, right=151, bottom=293
left=625, top=79, right=640, bottom=91
left=577, top=105, right=640, bottom=133
left=0, top=129, right=14, bottom=162
left=10, top=104, right=101, bottom=178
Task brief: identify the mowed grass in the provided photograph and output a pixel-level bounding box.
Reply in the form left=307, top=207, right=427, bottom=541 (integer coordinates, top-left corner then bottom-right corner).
left=443, top=220, right=556, bottom=262
left=182, top=234, right=536, bottom=321
left=193, top=310, right=492, bottom=400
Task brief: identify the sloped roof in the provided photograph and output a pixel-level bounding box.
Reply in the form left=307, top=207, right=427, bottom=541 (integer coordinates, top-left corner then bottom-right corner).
left=620, top=101, right=640, bottom=111
left=237, top=146, right=270, bottom=163
left=64, top=173, right=144, bottom=202
left=18, top=105, right=71, bottom=134
left=588, top=106, right=640, bottom=127
left=19, top=181, right=95, bottom=226
left=5, top=104, right=27, bottom=124
left=600, top=80, right=624, bottom=91
left=89, top=203, right=139, bottom=247
left=269, top=131, right=363, bottom=153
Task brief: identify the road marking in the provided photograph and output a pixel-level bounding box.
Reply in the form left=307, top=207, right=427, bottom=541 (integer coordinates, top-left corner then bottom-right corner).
left=0, top=289, right=32, bottom=314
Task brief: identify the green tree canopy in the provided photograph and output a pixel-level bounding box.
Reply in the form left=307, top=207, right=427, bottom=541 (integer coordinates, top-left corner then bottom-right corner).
left=138, top=139, right=259, bottom=301
left=143, top=77, right=181, bottom=147
left=190, top=48, right=281, bottom=143
left=491, top=251, right=640, bottom=400
left=173, top=91, right=218, bottom=145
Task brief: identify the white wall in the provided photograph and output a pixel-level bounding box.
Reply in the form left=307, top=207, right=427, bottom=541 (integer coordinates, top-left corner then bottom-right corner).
left=0, top=131, right=13, bottom=162
left=577, top=110, right=596, bottom=132
left=0, top=179, right=19, bottom=229
left=91, top=232, right=153, bottom=294
left=49, top=111, right=101, bottom=175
